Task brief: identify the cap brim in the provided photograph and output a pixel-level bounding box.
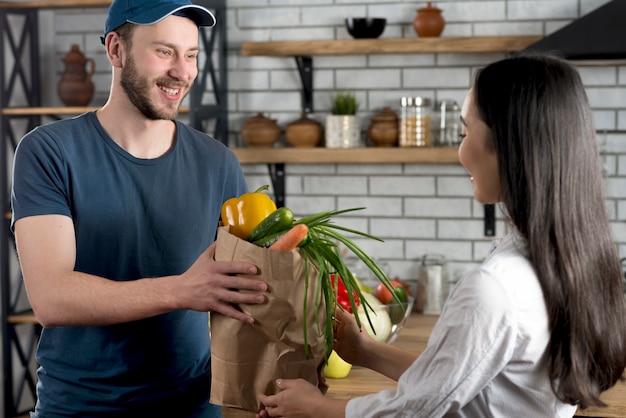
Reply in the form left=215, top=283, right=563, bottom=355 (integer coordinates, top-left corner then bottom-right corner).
left=129, top=4, right=216, bottom=27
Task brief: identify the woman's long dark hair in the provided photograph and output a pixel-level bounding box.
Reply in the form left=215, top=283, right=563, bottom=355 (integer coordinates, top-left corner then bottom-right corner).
left=474, top=52, right=626, bottom=408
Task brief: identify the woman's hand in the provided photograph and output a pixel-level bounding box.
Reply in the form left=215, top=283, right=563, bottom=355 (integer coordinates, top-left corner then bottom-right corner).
left=332, top=308, right=374, bottom=367
left=257, top=379, right=347, bottom=418
left=334, top=307, right=418, bottom=380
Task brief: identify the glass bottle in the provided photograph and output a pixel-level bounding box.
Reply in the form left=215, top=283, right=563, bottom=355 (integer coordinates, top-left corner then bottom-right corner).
left=399, top=96, right=415, bottom=147
left=447, top=101, right=461, bottom=146
left=437, top=100, right=460, bottom=146
left=414, top=96, right=432, bottom=147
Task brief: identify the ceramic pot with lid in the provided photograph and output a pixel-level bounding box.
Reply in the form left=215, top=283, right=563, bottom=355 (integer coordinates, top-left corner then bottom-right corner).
left=285, top=112, right=322, bottom=147
left=57, top=44, right=95, bottom=106
left=368, top=106, right=399, bottom=147
left=413, top=2, right=445, bottom=37
left=241, top=112, right=281, bottom=147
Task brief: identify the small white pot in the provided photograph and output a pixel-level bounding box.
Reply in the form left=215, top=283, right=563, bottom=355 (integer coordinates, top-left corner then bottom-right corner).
left=325, top=115, right=361, bottom=148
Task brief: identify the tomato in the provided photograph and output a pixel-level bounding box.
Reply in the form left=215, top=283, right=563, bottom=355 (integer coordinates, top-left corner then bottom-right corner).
left=375, top=280, right=408, bottom=304
left=330, top=274, right=360, bottom=313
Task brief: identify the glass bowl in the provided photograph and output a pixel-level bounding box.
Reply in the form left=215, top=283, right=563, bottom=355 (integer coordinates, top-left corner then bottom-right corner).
left=384, top=297, right=415, bottom=344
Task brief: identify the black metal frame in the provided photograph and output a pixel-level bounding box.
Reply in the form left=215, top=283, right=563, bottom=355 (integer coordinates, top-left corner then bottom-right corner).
left=0, top=1, right=228, bottom=416
left=190, top=0, right=228, bottom=144
left=1, top=7, right=43, bottom=418
left=295, top=56, right=313, bottom=114
left=261, top=56, right=315, bottom=208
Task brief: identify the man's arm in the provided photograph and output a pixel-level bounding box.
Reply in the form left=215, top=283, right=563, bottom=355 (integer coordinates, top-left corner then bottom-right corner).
left=15, top=214, right=266, bottom=328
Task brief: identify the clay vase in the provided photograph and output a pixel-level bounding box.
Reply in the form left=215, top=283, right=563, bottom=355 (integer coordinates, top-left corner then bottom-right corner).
left=57, top=44, right=95, bottom=106
left=368, top=107, right=399, bottom=147
left=413, top=2, right=445, bottom=37
left=241, top=112, right=281, bottom=147
left=285, top=112, right=322, bottom=147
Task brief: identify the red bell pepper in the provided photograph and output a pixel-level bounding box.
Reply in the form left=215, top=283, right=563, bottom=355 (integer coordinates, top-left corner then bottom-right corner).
left=330, top=273, right=360, bottom=313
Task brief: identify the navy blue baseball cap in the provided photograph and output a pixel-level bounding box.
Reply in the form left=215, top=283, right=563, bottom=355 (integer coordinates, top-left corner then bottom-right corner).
left=101, top=0, right=215, bottom=44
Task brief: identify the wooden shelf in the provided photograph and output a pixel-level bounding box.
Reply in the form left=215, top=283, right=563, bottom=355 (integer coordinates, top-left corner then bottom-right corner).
left=2, top=106, right=189, bottom=116
left=231, top=146, right=459, bottom=164
left=7, top=313, right=38, bottom=325
left=0, top=0, right=111, bottom=8
left=2, top=106, right=99, bottom=115
left=241, top=35, right=542, bottom=57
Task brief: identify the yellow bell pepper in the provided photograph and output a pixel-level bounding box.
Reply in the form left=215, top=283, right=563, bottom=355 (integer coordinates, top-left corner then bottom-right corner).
left=221, top=185, right=277, bottom=239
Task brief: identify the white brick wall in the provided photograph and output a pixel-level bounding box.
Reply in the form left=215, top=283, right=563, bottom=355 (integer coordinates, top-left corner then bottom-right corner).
left=43, top=0, right=626, bottom=282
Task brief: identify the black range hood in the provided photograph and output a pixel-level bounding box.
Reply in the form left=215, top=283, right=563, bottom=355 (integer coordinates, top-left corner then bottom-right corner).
left=527, top=0, right=626, bottom=60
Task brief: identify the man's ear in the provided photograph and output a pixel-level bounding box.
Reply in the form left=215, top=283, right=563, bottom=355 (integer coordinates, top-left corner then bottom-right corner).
left=105, top=32, right=125, bottom=68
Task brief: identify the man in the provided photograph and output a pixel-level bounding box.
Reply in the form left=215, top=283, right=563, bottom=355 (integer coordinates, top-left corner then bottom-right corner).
left=11, top=0, right=266, bottom=416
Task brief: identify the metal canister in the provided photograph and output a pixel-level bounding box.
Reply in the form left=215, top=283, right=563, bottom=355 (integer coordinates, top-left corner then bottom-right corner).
left=419, top=254, right=448, bottom=315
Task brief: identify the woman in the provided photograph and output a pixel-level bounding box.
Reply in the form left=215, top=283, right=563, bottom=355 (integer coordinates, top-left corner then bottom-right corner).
left=256, top=53, right=626, bottom=418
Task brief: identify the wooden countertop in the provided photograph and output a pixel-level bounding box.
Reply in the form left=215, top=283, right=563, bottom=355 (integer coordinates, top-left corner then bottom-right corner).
left=222, top=313, right=626, bottom=418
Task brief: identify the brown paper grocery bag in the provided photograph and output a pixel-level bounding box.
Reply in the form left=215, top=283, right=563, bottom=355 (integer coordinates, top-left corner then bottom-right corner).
left=210, top=227, right=327, bottom=412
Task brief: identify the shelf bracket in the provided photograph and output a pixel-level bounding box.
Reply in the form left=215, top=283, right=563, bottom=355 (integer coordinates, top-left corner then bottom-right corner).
left=295, top=56, right=313, bottom=113
left=484, top=204, right=495, bottom=237
left=268, top=163, right=286, bottom=208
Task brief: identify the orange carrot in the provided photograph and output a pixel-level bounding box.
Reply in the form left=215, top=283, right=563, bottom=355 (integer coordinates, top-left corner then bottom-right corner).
left=269, top=224, right=309, bottom=251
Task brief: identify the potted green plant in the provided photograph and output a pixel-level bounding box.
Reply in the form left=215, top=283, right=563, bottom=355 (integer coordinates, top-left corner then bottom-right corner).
left=331, top=91, right=359, bottom=115
left=325, top=91, right=361, bottom=148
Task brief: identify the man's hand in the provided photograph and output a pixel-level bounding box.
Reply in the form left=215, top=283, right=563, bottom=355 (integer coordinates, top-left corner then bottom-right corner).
left=177, top=242, right=267, bottom=323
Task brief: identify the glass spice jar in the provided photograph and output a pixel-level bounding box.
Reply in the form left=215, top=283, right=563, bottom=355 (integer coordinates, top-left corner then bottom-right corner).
left=399, top=96, right=414, bottom=147
left=398, top=96, right=432, bottom=147
left=400, top=96, right=432, bottom=147
left=436, top=100, right=461, bottom=146
left=414, top=96, right=433, bottom=147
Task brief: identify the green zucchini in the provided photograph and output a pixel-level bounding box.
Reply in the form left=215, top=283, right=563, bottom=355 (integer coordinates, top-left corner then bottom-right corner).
left=253, top=229, right=288, bottom=247
left=253, top=227, right=309, bottom=248
left=246, top=207, right=294, bottom=242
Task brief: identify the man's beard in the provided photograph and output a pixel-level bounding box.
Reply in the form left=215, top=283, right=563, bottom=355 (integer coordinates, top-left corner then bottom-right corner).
left=120, top=56, right=188, bottom=121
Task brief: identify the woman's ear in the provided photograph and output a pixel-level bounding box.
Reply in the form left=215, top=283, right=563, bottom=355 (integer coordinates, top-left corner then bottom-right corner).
left=105, top=32, right=124, bottom=68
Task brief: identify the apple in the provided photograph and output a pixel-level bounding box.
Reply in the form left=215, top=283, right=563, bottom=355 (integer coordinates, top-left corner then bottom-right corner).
left=323, top=350, right=352, bottom=379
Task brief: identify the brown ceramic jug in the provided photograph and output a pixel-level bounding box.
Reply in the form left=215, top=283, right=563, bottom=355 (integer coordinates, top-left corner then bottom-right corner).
left=58, top=44, right=95, bottom=106
left=368, top=107, right=399, bottom=147
left=413, top=2, right=445, bottom=37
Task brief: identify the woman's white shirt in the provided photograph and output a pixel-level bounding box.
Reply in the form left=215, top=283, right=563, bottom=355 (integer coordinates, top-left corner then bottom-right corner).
left=346, top=230, right=578, bottom=418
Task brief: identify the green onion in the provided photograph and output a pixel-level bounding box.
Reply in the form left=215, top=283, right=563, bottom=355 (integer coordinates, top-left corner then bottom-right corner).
left=294, top=207, right=397, bottom=359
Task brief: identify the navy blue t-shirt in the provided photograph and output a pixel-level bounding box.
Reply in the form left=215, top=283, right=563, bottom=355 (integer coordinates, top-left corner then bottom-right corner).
left=11, top=112, right=247, bottom=417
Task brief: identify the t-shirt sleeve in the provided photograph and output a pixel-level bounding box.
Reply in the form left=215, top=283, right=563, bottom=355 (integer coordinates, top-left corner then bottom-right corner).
left=346, top=269, right=518, bottom=418
left=11, top=128, right=72, bottom=229
left=223, top=146, right=248, bottom=198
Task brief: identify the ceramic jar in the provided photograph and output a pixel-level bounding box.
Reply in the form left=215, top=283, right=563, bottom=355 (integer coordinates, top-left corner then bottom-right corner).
left=368, top=107, right=399, bottom=147
left=325, top=115, right=361, bottom=148
left=285, top=112, right=322, bottom=147
left=413, top=2, right=445, bottom=37
left=57, top=44, right=95, bottom=106
left=241, top=112, right=280, bottom=147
